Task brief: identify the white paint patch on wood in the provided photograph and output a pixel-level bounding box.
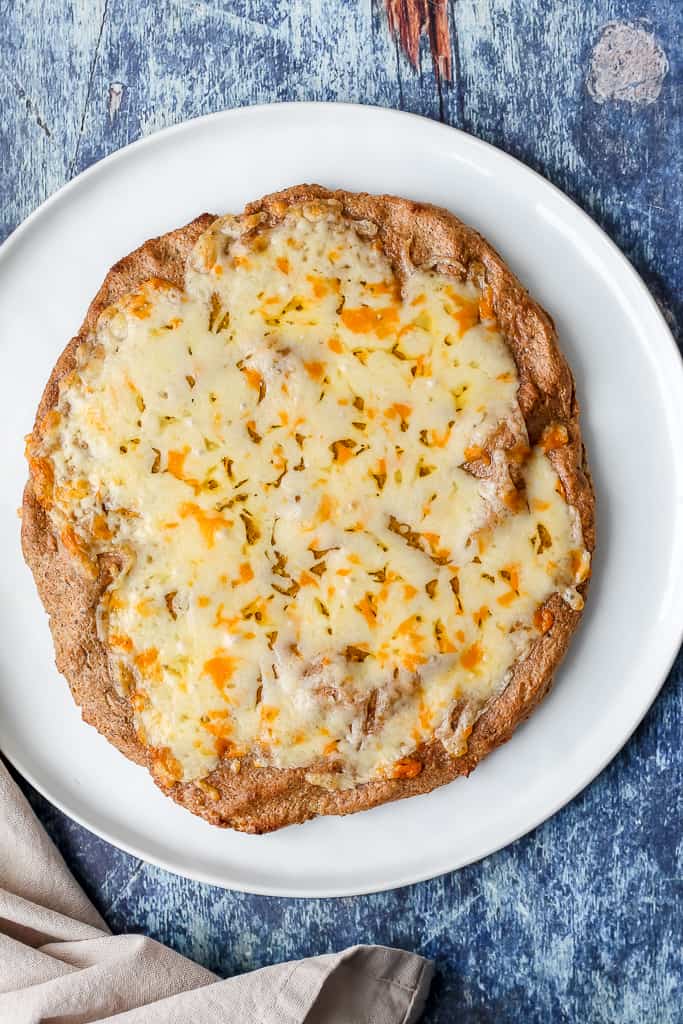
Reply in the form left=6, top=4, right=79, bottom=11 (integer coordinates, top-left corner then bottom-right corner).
left=587, top=21, right=669, bottom=105
left=108, top=82, right=124, bottom=121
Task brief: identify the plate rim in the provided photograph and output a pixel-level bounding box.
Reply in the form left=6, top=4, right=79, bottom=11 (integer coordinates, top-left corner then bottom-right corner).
left=2, top=100, right=682, bottom=898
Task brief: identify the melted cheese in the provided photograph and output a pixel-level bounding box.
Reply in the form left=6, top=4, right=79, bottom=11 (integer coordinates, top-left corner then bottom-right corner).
left=35, top=200, right=589, bottom=787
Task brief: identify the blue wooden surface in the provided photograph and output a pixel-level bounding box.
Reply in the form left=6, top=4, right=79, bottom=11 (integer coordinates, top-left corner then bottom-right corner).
left=2, top=2, right=682, bottom=1020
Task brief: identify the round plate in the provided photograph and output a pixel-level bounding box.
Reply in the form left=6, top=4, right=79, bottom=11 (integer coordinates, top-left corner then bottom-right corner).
left=1, top=103, right=682, bottom=897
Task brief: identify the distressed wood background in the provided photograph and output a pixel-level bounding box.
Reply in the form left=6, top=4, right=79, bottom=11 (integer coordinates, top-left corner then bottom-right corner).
left=2, top=2, right=681, bottom=1020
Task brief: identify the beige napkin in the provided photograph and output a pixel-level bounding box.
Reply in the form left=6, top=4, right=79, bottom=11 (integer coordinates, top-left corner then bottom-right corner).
left=0, top=761, right=433, bottom=1023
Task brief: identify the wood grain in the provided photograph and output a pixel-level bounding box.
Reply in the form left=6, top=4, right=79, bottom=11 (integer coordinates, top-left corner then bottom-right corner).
left=1, top=1, right=681, bottom=1021
left=386, top=0, right=452, bottom=81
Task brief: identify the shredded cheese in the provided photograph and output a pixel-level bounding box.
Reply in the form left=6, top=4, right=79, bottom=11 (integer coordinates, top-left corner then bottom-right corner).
left=34, top=202, right=589, bottom=786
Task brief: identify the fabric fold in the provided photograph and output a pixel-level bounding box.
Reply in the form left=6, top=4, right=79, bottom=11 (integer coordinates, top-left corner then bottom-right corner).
left=0, top=761, right=433, bottom=1023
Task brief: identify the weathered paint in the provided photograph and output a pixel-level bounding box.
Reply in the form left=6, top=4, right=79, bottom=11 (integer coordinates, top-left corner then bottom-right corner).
left=2, top=1, right=681, bottom=1021
left=587, top=21, right=669, bottom=105
left=386, top=0, right=453, bottom=81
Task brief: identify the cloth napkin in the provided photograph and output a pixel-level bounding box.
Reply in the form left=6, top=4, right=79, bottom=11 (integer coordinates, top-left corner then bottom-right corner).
left=0, top=761, right=433, bottom=1023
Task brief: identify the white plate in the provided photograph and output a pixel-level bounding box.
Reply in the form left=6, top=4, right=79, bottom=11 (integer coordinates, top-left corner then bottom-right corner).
left=1, top=103, right=682, bottom=897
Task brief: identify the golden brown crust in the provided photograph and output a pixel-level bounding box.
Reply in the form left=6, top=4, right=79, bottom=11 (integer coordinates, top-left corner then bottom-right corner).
left=21, top=188, right=594, bottom=833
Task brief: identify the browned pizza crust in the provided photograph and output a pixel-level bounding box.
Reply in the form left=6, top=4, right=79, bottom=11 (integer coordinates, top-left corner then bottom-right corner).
left=22, top=187, right=594, bottom=833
